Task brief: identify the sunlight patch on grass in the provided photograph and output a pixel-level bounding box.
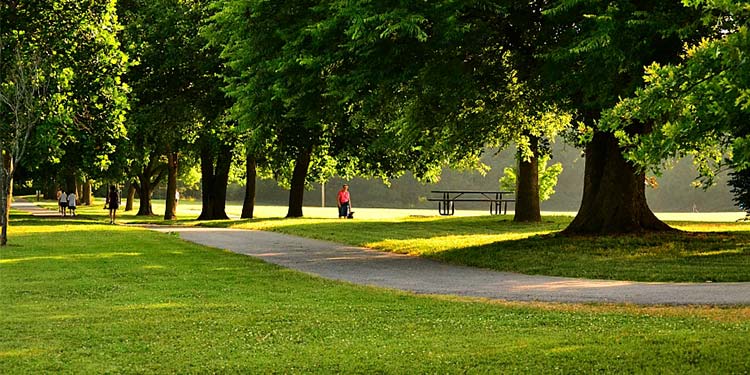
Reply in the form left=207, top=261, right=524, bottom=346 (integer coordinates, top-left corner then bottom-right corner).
left=366, top=232, right=549, bottom=255
left=0, top=252, right=142, bottom=264
left=0, top=349, right=44, bottom=358
left=688, top=249, right=745, bottom=257
left=115, top=302, right=187, bottom=311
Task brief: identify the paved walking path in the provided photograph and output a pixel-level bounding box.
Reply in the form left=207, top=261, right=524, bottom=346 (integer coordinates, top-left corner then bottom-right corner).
left=148, top=226, right=750, bottom=306
left=12, top=198, right=750, bottom=305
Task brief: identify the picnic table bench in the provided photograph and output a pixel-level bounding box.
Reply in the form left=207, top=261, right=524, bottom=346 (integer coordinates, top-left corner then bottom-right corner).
left=427, top=190, right=515, bottom=216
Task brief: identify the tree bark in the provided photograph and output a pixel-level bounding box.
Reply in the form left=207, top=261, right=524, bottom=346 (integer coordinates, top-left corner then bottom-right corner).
left=82, top=179, right=93, bottom=205
left=514, top=137, right=541, bottom=223
left=1, top=152, right=12, bottom=246
left=164, top=151, right=178, bottom=220
left=241, top=152, right=257, bottom=219
left=64, top=173, right=77, bottom=197
left=136, top=158, right=165, bottom=216
left=286, top=147, right=312, bottom=218
left=125, top=182, right=136, bottom=211
left=197, top=144, right=231, bottom=220
left=563, top=131, right=673, bottom=234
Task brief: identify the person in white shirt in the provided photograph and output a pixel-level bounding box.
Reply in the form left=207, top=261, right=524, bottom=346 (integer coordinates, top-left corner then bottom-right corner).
left=59, top=190, right=68, bottom=217
left=67, top=191, right=77, bottom=217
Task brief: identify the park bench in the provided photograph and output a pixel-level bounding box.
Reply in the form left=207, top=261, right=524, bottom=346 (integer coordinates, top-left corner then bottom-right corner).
left=427, top=190, right=515, bottom=216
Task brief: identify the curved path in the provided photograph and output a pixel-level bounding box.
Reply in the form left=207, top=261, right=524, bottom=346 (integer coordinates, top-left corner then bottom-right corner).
left=12, top=199, right=749, bottom=305
left=149, top=226, right=749, bottom=306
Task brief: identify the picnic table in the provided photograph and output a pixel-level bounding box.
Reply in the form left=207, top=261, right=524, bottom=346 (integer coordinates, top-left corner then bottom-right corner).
left=427, top=190, right=515, bottom=216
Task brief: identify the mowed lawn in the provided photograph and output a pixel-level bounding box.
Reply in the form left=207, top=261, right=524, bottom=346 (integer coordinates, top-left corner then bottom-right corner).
left=220, top=216, right=750, bottom=283
left=1, top=215, right=749, bottom=373
left=38, top=198, right=750, bottom=282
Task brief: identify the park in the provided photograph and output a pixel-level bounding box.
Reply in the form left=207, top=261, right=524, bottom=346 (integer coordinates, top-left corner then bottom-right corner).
left=2, top=0, right=750, bottom=373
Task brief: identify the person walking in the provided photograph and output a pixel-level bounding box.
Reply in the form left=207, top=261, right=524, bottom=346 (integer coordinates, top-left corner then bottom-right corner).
left=56, top=188, right=63, bottom=213
left=67, top=191, right=77, bottom=217
left=337, top=184, right=351, bottom=219
left=106, top=185, right=120, bottom=224
left=59, top=190, right=68, bottom=217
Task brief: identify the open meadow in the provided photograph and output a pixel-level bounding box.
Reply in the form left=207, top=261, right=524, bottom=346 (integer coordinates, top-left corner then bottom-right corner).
left=1, top=208, right=749, bottom=373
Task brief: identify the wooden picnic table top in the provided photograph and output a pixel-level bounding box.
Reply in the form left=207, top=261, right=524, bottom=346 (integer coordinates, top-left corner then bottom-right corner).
left=430, top=190, right=514, bottom=194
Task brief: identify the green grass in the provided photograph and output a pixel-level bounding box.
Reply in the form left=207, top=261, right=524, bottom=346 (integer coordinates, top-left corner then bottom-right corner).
left=213, top=216, right=750, bottom=283
left=1, top=217, right=749, bottom=373
left=29, top=198, right=750, bottom=282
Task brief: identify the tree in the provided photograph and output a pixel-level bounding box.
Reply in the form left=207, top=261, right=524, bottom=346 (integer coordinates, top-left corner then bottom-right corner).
left=327, top=0, right=572, bottom=223
left=1, top=0, right=127, bottom=245
left=208, top=0, right=357, bottom=218
left=501, top=153, right=564, bottom=204
left=540, top=0, right=707, bottom=234
left=601, top=1, right=749, bottom=186
left=729, top=169, right=750, bottom=215
left=120, top=0, right=225, bottom=219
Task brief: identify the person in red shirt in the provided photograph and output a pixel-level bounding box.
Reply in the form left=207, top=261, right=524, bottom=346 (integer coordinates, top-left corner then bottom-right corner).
left=337, top=184, right=351, bottom=218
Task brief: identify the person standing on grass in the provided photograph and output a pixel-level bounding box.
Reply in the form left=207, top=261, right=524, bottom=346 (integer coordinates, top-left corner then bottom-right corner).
left=67, top=191, right=77, bottom=217
left=106, top=185, right=120, bottom=224
left=59, top=190, right=68, bottom=217
left=337, top=184, right=351, bottom=219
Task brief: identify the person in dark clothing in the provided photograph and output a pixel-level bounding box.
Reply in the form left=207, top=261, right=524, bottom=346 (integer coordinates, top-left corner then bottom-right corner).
left=106, top=185, right=120, bottom=224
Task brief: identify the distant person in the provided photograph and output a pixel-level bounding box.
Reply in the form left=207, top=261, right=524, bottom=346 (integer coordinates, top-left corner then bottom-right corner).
left=67, top=191, right=77, bottom=217
left=59, top=190, right=68, bottom=217
left=36, top=189, right=41, bottom=202
left=107, top=185, right=120, bottom=224
left=175, top=190, right=180, bottom=208
left=56, top=188, right=63, bottom=213
left=337, top=184, right=351, bottom=219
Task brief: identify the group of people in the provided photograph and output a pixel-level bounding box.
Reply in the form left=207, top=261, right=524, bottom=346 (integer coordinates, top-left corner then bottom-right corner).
left=56, top=185, right=121, bottom=224
left=56, top=189, right=77, bottom=217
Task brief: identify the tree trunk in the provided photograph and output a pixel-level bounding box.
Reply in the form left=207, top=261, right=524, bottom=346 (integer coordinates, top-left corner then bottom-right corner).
left=241, top=152, right=257, bottom=219
left=286, top=147, right=312, bottom=218
left=82, top=179, right=93, bottom=205
left=514, top=137, right=541, bottom=223
left=44, top=178, right=56, bottom=200
left=197, top=144, right=230, bottom=220
left=64, top=173, right=76, bottom=197
left=136, top=174, right=155, bottom=216
left=563, top=131, right=673, bottom=234
left=125, top=182, right=135, bottom=211
left=136, top=157, right=165, bottom=216
left=0, top=152, right=12, bottom=246
left=164, top=151, right=178, bottom=220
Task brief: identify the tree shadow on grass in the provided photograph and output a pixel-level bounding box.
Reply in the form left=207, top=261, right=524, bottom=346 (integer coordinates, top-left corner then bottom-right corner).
left=214, top=215, right=571, bottom=243
left=432, top=231, right=750, bottom=282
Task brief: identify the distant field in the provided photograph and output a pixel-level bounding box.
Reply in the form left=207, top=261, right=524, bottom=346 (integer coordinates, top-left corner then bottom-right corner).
left=2, top=215, right=749, bottom=373
left=25, top=197, right=750, bottom=282
left=37, top=196, right=745, bottom=222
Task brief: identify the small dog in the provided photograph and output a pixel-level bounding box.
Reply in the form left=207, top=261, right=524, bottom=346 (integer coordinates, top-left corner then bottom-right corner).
left=347, top=211, right=354, bottom=219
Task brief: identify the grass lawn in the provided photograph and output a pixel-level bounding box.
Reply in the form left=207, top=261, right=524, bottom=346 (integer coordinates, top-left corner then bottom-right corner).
left=218, top=216, right=750, bottom=283
left=31, top=198, right=750, bottom=282
left=1, top=215, right=749, bottom=373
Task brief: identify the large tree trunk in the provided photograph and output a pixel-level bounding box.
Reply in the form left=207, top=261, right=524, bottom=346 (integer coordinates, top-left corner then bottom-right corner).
left=197, top=144, right=231, bottom=220
left=136, top=175, right=155, bottom=216
left=563, top=131, right=673, bottom=234
left=164, top=151, right=178, bottom=220
left=125, top=182, right=136, bottom=211
left=136, top=159, right=165, bottom=216
left=64, top=173, right=76, bottom=196
left=514, top=137, right=541, bottom=223
left=286, top=147, right=312, bottom=218
left=1, top=153, right=12, bottom=246
left=82, top=179, right=93, bottom=205
left=241, top=152, right=257, bottom=219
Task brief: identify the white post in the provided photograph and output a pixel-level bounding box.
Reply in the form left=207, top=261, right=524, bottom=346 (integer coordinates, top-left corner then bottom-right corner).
left=321, top=182, right=325, bottom=208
